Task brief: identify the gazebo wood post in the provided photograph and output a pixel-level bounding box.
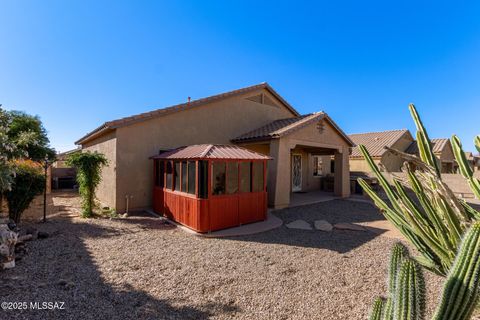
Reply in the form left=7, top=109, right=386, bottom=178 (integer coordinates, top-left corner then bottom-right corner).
left=263, top=159, right=267, bottom=219
left=207, top=159, right=212, bottom=232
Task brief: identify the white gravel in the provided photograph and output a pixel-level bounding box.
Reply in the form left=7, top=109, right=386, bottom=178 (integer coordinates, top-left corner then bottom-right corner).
left=0, top=198, right=446, bottom=320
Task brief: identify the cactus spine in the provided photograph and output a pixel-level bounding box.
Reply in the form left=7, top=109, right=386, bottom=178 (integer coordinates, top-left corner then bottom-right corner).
left=369, top=222, right=480, bottom=320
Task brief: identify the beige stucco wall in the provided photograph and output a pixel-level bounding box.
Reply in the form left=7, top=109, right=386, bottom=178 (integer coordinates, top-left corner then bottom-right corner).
left=268, top=119, right=351, bottom=207
left=82, top=131, right=117, bottom=210
left=114, top=89, right=295, bottom=212
left=350, top=158, right=381, bottom=172
left=243, top=143, right=270, bottom=156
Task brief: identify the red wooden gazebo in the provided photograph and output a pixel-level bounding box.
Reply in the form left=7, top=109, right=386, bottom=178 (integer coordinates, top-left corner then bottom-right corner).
left=151, top=144, right=271, bottom=232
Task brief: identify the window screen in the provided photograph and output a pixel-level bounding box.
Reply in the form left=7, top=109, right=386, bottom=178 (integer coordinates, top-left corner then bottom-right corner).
left=187, top=161, right=196, bottom=195
left=226, top=162, right=238, bottom=194
left=252, top=162, right=264, bottom=192
left=166, top=161, right=173, bottom=190
left=174, top=162, right=181, bottom=191
left=198, top=161, right=208, bottom=199
left=239, top=162, right=251, bottom=193
left=155, top=161, right=164, bottom=187
left=212, top=162, right=226, bottom=195
left=181, top=162, right=187, bottom=192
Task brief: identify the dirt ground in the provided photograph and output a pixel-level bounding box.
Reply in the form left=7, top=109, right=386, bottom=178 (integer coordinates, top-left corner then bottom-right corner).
left=1, top=194, right=447, bottom=320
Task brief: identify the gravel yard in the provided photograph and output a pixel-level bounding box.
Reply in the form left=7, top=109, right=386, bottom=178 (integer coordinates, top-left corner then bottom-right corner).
left=1, top=197, right=445, bottom=320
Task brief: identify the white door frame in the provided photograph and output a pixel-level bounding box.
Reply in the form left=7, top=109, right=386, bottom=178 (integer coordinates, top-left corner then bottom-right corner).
left=291, top=154, right=302, bottom=192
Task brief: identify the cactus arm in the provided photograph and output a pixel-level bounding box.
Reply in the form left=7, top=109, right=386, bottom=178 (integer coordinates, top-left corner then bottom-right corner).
left=452, top=135, right=480, bottom=200
left=384, top=243, right=409, bottom=320
left=358, top=178, right=408, bottom=227
left=406, top=169, right=455, bottom=251
left=358, top=144, right=403, bottom=213
left=475, top=135, right=480, bottom=153
left=433, top=222, right=480, bottom=320
left=409, top=104, right=441, bottom=177
left=369, top=297, right=385, bottom=320
left=394, top=258, right=425, bottom=320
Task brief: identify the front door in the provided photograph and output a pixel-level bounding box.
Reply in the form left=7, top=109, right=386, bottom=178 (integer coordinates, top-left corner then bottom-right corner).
left=292, top=154, right=302, bottom=192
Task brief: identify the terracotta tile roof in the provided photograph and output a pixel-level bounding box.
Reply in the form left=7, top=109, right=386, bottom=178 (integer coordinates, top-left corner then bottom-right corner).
left=75, top=82, right=299, bottom=145
left=150, top=144, right=271, bottom=160
left=349, top=129, right=411, bottom=158
left=232, top=112, right=354, bottom=146
left=405, top=138, right=450, bottom=155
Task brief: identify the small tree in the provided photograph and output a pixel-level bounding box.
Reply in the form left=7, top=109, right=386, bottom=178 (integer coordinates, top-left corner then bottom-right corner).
left=5, top=160, right=45, bottom=223
left=66, top=151, right=108, bottom=218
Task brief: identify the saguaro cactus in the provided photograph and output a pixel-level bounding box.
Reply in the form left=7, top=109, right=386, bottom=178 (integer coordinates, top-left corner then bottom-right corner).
left=369, top=222, right=480, bottom=320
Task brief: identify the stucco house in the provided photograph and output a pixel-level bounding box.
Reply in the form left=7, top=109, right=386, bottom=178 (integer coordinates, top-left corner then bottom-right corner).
left=348, top=130, right=456, bottom=174
left=75, top=83, right=354, bottom=212
left=348, top=129, right=414, bottom=172
left=465, top=152, right=480, bottom=172
left=405, top=138, right=455, bottom=173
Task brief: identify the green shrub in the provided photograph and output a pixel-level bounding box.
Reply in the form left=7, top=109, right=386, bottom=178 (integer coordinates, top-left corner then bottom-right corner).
left=5, top=160, right=45, bottom=223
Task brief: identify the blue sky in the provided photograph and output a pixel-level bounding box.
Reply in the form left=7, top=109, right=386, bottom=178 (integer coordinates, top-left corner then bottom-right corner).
left=1, top=0, right=479, bottom=152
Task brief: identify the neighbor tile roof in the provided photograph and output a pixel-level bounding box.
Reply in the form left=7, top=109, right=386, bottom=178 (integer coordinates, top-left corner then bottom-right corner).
left=232, top=112, right=354, bottom=146
left=150, top=144, right=271, bottom=160
left=405, top=138, right=449, bottom=155
left=76, top=82, right=299, bottom=145
left=349, top=129, right=411, bottom=158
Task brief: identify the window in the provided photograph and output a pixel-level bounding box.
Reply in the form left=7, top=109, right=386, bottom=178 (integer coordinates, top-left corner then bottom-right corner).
left=174, top=161, right=181, bottom=191
left=166, top=161, right=173, bottom=190
left=252, top=162, right=264, bottom=192
left=313, top=156, right=323, bottom=177
left=212, top=162, right=226, bottom=195
left=226, top=162, right=239, bottom=194
left=239, top=162, right=251, bottom=193
left=181, top=161, right=188, bottom=192
left=187, top=161, right=196, bottom=195
left=198, top=161, right=208, bottom=198
left=155, top=161, right=164, bottom=187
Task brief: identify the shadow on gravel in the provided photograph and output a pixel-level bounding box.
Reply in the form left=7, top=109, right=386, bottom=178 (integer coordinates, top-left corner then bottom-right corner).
left=0, top=215, right=239, bottom=320
left=222, top=199, right=388, bottom=253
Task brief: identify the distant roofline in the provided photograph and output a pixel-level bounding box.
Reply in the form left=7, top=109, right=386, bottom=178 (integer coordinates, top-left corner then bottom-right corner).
left=348, top=128, right=409, bottom=137
left=75, top=82, right=300, bottom=145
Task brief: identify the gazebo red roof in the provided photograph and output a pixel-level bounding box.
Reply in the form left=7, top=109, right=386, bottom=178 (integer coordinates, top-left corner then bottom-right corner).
left=150, top=144, right=271, bottom=160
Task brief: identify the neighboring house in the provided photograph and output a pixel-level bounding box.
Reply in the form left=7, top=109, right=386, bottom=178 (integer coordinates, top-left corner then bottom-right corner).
left=464, top=152, right=480, bottom=172
left=475, top=155, right=480, bottom=172
left=405, top=138, right=455, bottom=173
left=52, top=148, right=80, bottom=189
left=75, top=83, right=354, bottom=212
left=348, top=129, right=414, bottom=172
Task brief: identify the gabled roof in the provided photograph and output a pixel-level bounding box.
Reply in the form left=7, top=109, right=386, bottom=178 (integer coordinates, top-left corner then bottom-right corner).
left=150, top=144, right=271, bottom=160
left=405, top=138, right=450, bottom=155
left=76, top=83, right=299, bottom=145
left=231, top=112, right=354, bottom=146
left=349, top=129, right=412, bottom=158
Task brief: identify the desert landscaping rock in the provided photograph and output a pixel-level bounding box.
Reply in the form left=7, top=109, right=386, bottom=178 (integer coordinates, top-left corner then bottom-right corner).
left=314, top=220, right=333, bottom=232
left=285, top=219, right=312, bottom=230
left=0, top=196, right=445, bottom=320
left=334, top=222, right=366, bottom=231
